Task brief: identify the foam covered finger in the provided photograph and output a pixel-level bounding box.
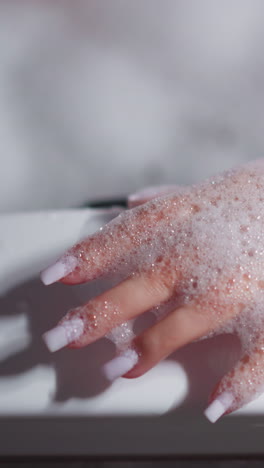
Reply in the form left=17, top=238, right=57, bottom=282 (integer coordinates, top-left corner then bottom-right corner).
left=41, top=208, right=145, bottom=286
left=43, top=271, right=173, bottom=352
left=122, top=304, right=217, bottom=379
left=205, top=339, right=264, bottom=423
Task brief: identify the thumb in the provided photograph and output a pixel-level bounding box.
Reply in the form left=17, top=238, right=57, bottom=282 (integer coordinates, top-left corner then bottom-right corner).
left=204, top=340, right=264, bottom=423
left=128, top=185, right=184, bottom=208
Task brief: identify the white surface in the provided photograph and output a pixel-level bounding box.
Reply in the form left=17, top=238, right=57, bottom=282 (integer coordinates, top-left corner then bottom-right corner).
left=0, top=209, right=264, bottom=455
left=0, top=207, right=263, bottom=415
left=1, top=209, right=264, bottom=417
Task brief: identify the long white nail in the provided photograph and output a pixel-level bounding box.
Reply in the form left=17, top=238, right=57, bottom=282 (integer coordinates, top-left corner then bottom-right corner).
left=41, top=255, right=77, bottom=285
left=103, top=349, right=139, bottom=381
left=43, top=318, right=84, bottom=352
left=204, top=391, right=234, bottom=423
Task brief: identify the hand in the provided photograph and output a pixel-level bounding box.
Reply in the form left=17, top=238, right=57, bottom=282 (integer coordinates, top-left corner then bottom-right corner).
left=41, top=160, right=264, bottom=423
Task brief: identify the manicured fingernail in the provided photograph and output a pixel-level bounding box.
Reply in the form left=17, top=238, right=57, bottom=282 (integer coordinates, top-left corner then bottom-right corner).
left=41, top=255, right=77, bottom=285
left=204, top=391, right=234, bottom=423
left=102, top=349, right=139, bottom=381
left=43, top=318, right=84, bottom=352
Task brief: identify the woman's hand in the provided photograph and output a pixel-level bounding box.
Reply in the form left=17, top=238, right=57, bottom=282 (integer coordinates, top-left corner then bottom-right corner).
left=41, top=160, right=264, bottom=423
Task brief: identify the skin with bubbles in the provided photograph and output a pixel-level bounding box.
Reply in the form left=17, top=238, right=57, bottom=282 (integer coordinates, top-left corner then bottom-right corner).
left=42, top=160, right=264, bottom=422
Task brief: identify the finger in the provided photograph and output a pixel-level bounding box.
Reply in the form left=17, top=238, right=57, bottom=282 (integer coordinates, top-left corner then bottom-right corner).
left=43, top=271, right=173, bottom=353
left=41, top=191, right=186, bottom=287
left=128, top=185, right=184, bottom=208
left=101, top=278, right=244, bottom=381
left=121, top=304, right=215, bottom=379
left=119, top=286, right=242, bottom=380
left=204, top=339, right=264, bottom=423
left=40, top=208, right=144, bottom=286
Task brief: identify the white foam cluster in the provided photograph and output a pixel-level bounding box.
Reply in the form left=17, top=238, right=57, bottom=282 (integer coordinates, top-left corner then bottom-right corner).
left=106, top=320, right=135, bottom=351
left=101, top=160, right=264, bottom=407
left=128, top=160, right=264, bottom=345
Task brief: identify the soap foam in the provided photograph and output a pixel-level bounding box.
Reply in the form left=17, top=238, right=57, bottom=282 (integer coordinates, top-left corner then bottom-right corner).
left=106, top=320, right=135, bottom=351
left=76, top=160, right=264, bottom=406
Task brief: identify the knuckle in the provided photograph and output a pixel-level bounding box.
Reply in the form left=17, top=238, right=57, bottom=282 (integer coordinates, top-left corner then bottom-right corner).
left=142, top=272, right=173, bottom=302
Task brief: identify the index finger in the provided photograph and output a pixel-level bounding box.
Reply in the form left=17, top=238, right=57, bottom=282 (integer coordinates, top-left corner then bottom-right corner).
left=41, top=209, right=143, bottom=285
left=41, top=198, right=181, bottom=286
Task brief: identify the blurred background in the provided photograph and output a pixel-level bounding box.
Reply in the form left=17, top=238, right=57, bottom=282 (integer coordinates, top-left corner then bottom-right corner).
left=0, top=0, right=264, bottom=212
